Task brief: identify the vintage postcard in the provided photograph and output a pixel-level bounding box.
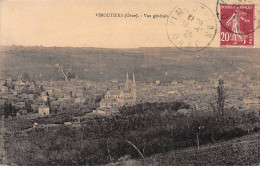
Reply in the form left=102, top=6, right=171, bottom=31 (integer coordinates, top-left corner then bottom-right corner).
left=0, top=0, right=259, bottom=166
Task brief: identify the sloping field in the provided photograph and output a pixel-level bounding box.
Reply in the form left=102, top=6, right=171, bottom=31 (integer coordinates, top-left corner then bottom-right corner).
left=111, top=132, right=260, bottom=166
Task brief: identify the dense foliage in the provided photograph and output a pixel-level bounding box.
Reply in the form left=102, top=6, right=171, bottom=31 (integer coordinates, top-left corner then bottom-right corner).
left=4, top=101, right=259, bottom=165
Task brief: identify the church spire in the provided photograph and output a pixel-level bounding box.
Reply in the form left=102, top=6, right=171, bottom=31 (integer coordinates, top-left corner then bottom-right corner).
left=132, top=72, right=136, bottom=86
left=125, top=72, right=129, bottom=90
left=131, top=72, right=136, bottom=102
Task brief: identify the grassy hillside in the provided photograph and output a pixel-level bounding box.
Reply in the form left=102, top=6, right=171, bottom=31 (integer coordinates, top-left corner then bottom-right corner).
left=3, top=101, right=260, bottom=165
left=0, top=46, right=259, bottom=82
left=110, top=132, right=260, bottom=166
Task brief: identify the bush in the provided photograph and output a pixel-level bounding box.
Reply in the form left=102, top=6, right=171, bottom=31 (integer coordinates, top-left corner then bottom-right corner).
left=4, top=102, right=260, bottom=165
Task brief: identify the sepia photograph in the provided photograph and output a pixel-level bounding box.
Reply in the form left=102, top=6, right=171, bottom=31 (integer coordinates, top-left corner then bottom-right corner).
left=0, top=0, right=259, bottom=166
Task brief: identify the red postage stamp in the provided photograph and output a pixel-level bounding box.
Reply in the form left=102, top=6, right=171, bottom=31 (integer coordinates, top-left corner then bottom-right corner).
left=220, top=4, right=255, bottom=47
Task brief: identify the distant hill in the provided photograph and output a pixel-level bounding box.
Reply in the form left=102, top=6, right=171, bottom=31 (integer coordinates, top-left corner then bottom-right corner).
left=0, top=46, right=259, bottom=83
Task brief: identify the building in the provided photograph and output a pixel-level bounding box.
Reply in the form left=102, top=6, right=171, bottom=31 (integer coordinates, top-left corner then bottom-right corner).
left=0, top=86, right=8, bottom=93
left=171, top=80, right=178, bottom=85
left=75, top=97, right=86, bottom=104
left=39, top=105, right=50, bottom=116
left=41, top=95, right=48, bottom=102
left=183, top=79, right=196, bottom=85
left=99, top=72, right=137, bottom=110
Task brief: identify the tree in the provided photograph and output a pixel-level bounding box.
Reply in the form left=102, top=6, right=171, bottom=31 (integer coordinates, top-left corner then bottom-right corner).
left=25, top=101, right=33, bottom=113
left=12, top=105, right=17, bottom=117
left=217, top=77, right=225, bottom=115
left=67, top=71, right=76, bottom=80
left=4, top=101, right=9, bottom=118
left=192, top=125, right=205, bottom=149
left=22, top=72, right=31, bottom=82
left=3, top=80, right=7, bottom=87
left=5, top=103, right=17, bottom=117
left=40, top=84, right=44, bottom=92
left=94, top=109, right=146, bottom=161
left=46, top=97, right=50, bottom=106
left=8, top=103, right=12, bottom=116
left=83, top=87, right=87, bottom=98
left=46, top=97, right=52, bottom=114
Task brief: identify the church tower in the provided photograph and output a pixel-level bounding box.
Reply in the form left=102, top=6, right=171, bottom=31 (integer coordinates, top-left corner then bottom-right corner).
left=131, top=72, right=136, bottom=102
left=125, top=72, right=129, bottom=90
left=131, top=72, right=136, bottom=90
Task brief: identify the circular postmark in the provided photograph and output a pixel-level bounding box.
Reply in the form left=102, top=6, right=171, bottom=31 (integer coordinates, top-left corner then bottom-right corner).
left=216, top=0, right=260, bottom=35
left=167, top=2, right=217, bottom=52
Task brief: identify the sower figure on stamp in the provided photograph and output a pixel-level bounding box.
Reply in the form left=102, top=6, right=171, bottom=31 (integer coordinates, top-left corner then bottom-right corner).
left=226, top=7, right=250, bottom=44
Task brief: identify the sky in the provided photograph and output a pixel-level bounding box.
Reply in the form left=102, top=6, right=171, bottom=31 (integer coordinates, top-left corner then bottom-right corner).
left=0, top=0, right=259, bottom=48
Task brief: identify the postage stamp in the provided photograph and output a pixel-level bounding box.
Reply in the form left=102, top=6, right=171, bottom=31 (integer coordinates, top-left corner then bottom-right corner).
left=220, top=4, right=255, bottom=47
left=166, top=2, right=217, bottom=52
